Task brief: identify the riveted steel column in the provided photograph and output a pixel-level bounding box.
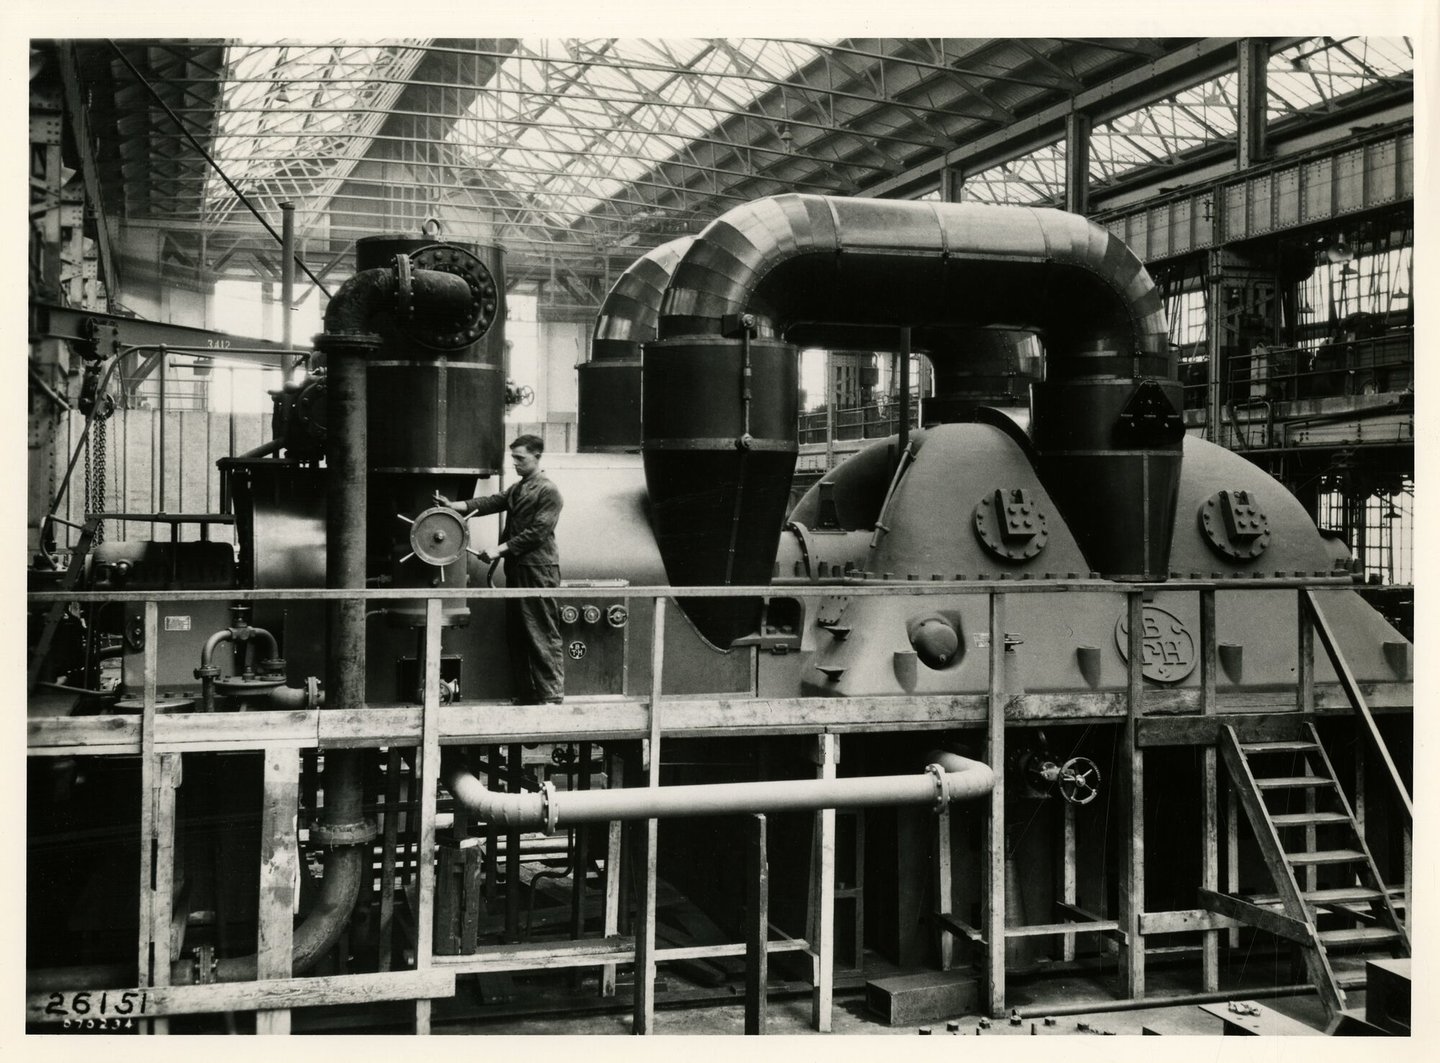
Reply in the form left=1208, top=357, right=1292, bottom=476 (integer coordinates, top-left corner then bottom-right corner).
left=1064, top=111, right=1091, bottom=215
left=1237, top=40, right=1270, bottom=171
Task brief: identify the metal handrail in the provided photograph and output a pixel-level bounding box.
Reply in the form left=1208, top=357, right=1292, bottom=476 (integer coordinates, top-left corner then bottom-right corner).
left=1301, top=588, right=1413, bottom=820
left=26, top=574, right=1356, bottom=606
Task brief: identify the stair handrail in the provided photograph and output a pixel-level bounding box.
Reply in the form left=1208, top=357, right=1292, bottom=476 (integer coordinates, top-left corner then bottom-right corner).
left=1301, top=589, right=1413, bottom=820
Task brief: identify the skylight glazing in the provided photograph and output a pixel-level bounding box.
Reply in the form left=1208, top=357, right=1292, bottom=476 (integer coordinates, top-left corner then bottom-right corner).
left=204, top=40, right=430, bottom=225
left=448, top=38, right=829, bottom=231
left=965, top=36, right=1414, bottom=206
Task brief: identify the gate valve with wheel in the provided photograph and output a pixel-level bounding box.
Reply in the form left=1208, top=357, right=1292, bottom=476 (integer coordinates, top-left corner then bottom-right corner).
left=1019, top=745, right=1102, bottom=805
left=1055, top=757, right=1101, bottom=805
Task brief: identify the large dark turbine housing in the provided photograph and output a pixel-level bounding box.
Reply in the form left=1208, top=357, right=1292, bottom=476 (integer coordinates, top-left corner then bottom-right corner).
left=646, top=194, right=1175, bottom=645
left=580, top=236, right=693, bottom=452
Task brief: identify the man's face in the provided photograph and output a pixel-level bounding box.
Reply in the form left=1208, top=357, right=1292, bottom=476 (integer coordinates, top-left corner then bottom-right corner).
left=511, top=446, right=540, bottom=479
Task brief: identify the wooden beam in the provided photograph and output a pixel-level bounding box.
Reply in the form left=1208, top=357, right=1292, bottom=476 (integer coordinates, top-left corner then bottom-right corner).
left=30, top=686, right=1412, bottom=758
left=633, top=597, right=665, bottom=1034
left=378, top=747, right=401, bottom=972
left=601, top=752, right=624, bottom=998
left=26, top=971, right=457, bottom=1023
left=1197, top=889, right=1314, bottom=946
left=744, top=813, right=769, bottom=1035
left=1120, top=592, right=1145, bottom=999
left=1140, top=908, right=1241, bottom=935
left=1137, top=713, right=1308, bottom=748
left=1062, top=801, right=1077, bottom=962
left=1200, top=588, right=1220, bottom=991
left=414, top=598, right=442, bottom=1034
left=809, top=733, right=838, bottom=1031
left=256, top=747, right=300, bottom=1034
left=136, top=601, right=170, bottom=1036
left=984, top=591, right=1006, bottom=1016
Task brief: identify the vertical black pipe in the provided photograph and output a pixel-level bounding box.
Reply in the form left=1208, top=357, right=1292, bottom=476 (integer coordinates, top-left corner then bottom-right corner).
left=280, top=202, right=297, bottom=376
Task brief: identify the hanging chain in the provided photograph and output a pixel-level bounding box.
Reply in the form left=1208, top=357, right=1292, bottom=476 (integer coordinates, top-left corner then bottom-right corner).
left=95, top=415, right=107, bottom=545
left=88, top=414, right=107, bottom=546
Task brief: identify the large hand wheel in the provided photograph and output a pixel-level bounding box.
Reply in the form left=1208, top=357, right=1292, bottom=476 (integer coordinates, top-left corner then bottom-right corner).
left=1058, top=757, right=1101, bottom=805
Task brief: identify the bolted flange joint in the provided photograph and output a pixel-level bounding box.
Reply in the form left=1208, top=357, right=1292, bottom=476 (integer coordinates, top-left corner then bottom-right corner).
left=194, top=664, right=220, bottom=680
left=315, top=331, right=383, bottom=357
left=925, top=762, right=951, bottom=813
left=310, top=818, right=378, bottom=847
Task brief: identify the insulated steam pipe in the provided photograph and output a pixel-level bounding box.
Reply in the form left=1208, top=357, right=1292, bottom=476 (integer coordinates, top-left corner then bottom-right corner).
left=641, top=196, right=1181, bottom=646
left=444, top=749, right=993, bottom=833
left=579, top=235, right=694, bottom=452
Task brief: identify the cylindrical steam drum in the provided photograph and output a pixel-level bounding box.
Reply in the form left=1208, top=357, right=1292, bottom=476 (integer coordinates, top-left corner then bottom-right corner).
left=354, top=234, right=506, bottom=624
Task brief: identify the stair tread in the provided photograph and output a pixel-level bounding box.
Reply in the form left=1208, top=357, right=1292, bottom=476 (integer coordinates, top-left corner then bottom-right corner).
left=1286, top=848, right=1366, bottom=864
left=1242, top=741, right=1320, bottom=753
left=1271, top=812, right=1351, bottom=826
left=1319, top=927, right=1402, bottom=946
left=1246, top=886, right=1385, bottom=906
left=1255, top=775, right=1335, bottom=787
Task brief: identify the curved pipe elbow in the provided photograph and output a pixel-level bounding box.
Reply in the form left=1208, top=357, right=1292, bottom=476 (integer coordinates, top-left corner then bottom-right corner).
left=243, top=625, right=280, bottom=666
left=926, top=750, right=996, bottom=802
left=199, top=629, right=233, bottom=669
left=443, top=754, right=548, bottom=832
left=656, top=193, right=1169, bottom=376
left=322, top=267, right=396, bottom=338
left=591, top=236, right=694, bottom=361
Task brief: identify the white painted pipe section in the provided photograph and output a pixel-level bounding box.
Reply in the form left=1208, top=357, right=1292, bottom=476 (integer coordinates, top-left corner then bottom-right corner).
left=443, top=749, right=992, bottom=833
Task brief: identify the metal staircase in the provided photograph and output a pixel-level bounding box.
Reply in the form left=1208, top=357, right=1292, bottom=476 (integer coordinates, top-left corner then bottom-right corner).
left=1208, top=720, right=1409, bottom=1017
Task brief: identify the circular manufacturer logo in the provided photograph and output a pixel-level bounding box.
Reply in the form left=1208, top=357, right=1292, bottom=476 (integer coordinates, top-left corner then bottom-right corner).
left=1115, top=605, right=1197, bottom=683
left=568, top=640, right=588, bottom=660
left=606, top=604, right=629, bottom=628
left=581, top=605, right=602, bottom=625
left=559, top=605, right=580, bottom=624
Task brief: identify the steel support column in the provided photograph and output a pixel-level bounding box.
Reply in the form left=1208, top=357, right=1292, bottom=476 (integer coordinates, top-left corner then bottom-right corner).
left=1237, top=39, right=1270, bottom=171
left=1064, top=111, right=1091, bottom=215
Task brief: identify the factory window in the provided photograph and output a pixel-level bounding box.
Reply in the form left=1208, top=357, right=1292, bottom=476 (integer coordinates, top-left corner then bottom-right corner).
left=1296, top=245, right=1412, bottom=328
left=505, top=291, right=541, bottom=422
left=1317, top=479, right=1412, bottom=586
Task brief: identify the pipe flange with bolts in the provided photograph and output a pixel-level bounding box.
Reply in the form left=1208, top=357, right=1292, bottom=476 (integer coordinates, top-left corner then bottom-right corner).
left=309, top=818, right=378, bottom=847
left=925, top=762, right=951, bottom=812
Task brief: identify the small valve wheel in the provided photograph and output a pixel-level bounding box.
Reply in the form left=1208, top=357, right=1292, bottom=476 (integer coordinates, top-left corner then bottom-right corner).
left=407, top=506, right=469, bottom=567
left=1057, top=756, right=1101, bottom=805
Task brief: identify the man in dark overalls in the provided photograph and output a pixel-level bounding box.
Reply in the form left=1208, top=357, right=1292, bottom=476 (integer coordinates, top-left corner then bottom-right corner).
left=438, top=434, right=564, bottom=703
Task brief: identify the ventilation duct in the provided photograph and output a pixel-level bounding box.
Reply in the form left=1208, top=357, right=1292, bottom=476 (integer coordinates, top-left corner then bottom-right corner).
left=642, top=194, right=1177, bottom=646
